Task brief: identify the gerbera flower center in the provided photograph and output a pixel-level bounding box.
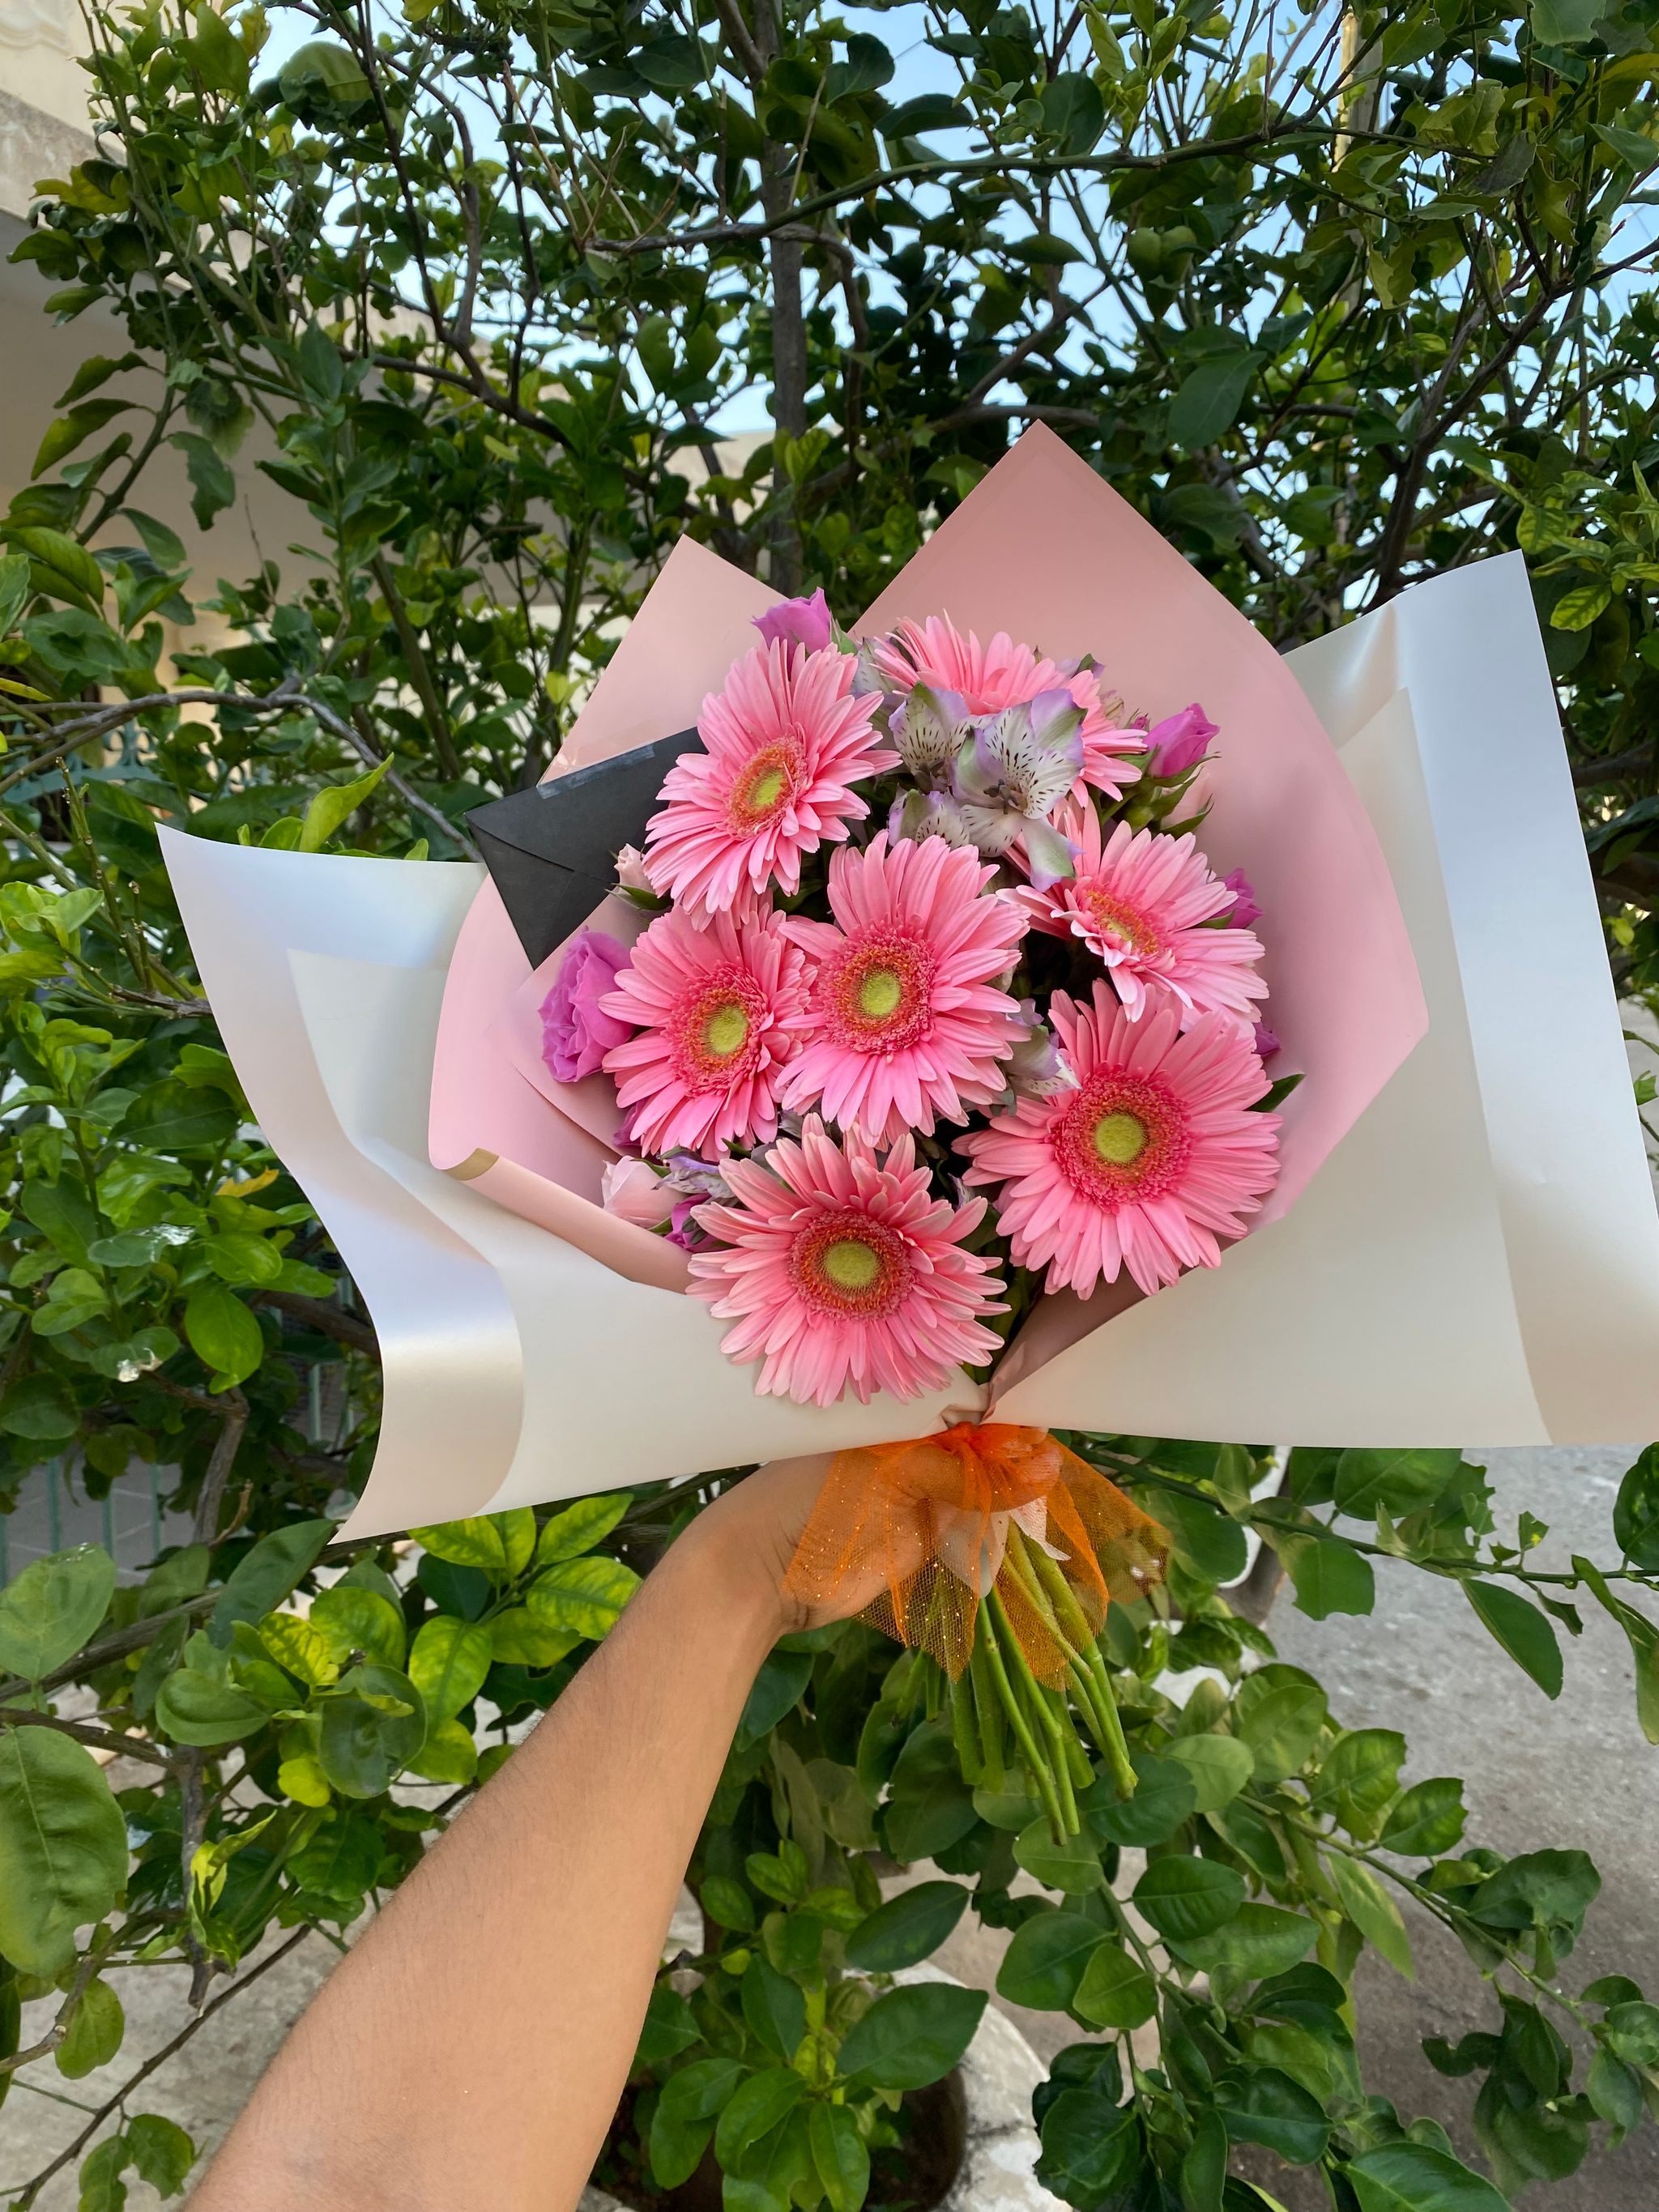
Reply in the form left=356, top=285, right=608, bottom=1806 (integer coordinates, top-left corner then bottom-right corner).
left=672, top=968, right=769, bottom=1093
left=1055, top=1070, right=1190, bottom=1206
left=824, top=930, right=937, bottom=1055
left=729, top=739, right=803, bottom=832
left=1079, top=887, right=1162, bottom=960
left=1094, top=1110, right=1148, bottom=1166
left=791, top=1210, right=912, bottom=1319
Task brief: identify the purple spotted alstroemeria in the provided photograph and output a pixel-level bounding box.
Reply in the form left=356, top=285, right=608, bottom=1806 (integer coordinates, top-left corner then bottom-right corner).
left=890, top=682, right=975, bottom=790
left=951, top=688, right=1085, bottom=888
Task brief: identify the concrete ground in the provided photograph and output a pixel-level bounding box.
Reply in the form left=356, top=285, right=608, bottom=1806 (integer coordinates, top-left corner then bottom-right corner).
left=0, top=1444, right=1655, bottom=2207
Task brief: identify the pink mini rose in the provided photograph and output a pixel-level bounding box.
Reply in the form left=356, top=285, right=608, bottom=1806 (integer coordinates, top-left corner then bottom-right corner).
left=540, top=929, right=633, bottom=1083
left=614, top=844, right=652, bottom=894
left=1147, top=702, right=1218, bottom=779
left=601, top=1155, right=674, bottom=1228
left=1222, top=867, right=1261, bottom=929
left=753, top=588, right=834, bottom=655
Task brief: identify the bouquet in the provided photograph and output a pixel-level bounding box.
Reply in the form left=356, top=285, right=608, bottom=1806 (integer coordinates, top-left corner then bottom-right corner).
left=161, top=428, right=1659, bottom=1835
left=528, top=593, right=1299, bottom=1822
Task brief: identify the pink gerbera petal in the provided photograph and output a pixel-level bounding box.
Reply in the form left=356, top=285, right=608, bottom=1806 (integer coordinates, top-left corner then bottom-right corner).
left=1014, top=806, right=1268, bottom=1028
left=957, top=984, right=1279, bottom=1298
left=688, top=1116, right=1006, bottom=1405
left=875, top=614, right=1142, bottom=802
left=600, top=906, right=812, bottom=1160
left=779, top=832, right=1030, bottom=1148
left=644, top=639, right=897, bottom=914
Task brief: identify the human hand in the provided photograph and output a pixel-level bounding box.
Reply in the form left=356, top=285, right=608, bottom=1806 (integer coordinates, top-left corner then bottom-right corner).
left=685, top=1452, right=924, bottom=1636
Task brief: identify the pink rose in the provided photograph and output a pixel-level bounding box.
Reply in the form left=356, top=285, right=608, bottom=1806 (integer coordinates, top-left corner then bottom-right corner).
left=614, top=844, right=652, bottom=894
left=753, top=588, right=834, bottom=654
left=1147, top=702, right=1218, bottom=779
left=1222, top=867, right=1261, bottom=929
left=601, top=1156, right=674, bottom=1229
left=540, top=930, right=633, bottom=1083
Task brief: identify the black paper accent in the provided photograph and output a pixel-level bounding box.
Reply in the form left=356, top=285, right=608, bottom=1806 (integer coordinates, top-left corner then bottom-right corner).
left=467, top=727, right=701, bottom=968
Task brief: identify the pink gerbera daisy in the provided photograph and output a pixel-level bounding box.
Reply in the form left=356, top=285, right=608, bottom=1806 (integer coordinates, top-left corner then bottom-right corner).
left=644, top=640, right=896, bottom=914
left=1015, top=807, right=1268, bottom=1027
left=599, top=907, right=811, bottom=1160
left=688, top=1116, right=1006, bottom=1404
left=780, top=833, right=1029, bottom=1147
left=875, top=615, right=1142, bottom=801
left=957, top=985, right=1279, bottom=1297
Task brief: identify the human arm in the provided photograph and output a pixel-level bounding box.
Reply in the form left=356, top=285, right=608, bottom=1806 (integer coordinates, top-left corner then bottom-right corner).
left=190, top=1455, right=842, bottom=2212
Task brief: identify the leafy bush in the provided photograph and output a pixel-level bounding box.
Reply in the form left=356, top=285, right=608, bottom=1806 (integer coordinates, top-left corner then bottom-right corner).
left=2, top=0, right=1659, bottom=2200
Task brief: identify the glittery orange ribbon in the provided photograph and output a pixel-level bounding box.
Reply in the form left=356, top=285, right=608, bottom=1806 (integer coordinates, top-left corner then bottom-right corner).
left=783, top=1423, right=1167, bottom=1685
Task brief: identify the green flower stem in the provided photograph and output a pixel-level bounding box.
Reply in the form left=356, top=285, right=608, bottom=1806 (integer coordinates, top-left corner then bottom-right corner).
left=1002, top=1532, right=1137, bottom=1797
left=948, top=1664, right=982, bottom=1784
left=967, top=1634, right=1005, bottom=1784
left=987, top=1587, right=1079, bottom=1836
left=973, top=1595, right=1069, bottom=1838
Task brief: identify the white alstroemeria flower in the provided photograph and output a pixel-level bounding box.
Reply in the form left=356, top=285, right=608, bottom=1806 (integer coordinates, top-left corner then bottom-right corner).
left=952, top=688, right=1085, bottom=888
left=892, top=682, right=975, bottom=789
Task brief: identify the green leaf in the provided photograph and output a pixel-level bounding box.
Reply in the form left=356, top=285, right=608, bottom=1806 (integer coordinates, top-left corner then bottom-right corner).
left=1013, top=1813, right=1104, bottom=1894
left=56, top=1975, right=125, bottom=2078
left=317, top=1663, right=427, bottom=1797
left=1148, top=1487, right=1248, bottom=1583
left=1133, top=1856, right=1245, bottom=1941
left=0, top=551, right=32, bottom=634
left=1528, top=0, right=1611, bottom=46
left=740, top=1953, right=806, bottom=2059
left=883, top=1715, right=978, bottom=1861
left=1168, top=352, right=1258, bottom=447
left=77, top=2133, right=128, bottom=2212
left=1171, top=1902, right=1319, bottom=1981
left=1346, top=2141, right=1512, bottom=2210
left=714, top=2068, right=804, bottom=2167
left=535, top=1492, right=630, bottom=1563
left=701, top=1876, right=756, bottom=1932
left=1612, top=1445, right=1659, bottom=1570
left=1328, top=1852, right=1415, bottom=1980
left=527, top=1554, right=641, bottom=1640
left=183, top=1281, right=264, bottom=1389
left=155, top=1630, right=272, bottom=1746
left=1282, top=1532, right=1376, bottom=1621
left=1233, top=1664, right=1328, bottom=1782
left=1165, top=1733, right=1253, bottom=1812
left=1547, top=579, right=1611, bottom=631
left=1381, top=1777, right=1467, bottom=1857
left=838, top=1982, right=987, bottom=2091
left=124, top=2113, right=194, bottom=2198
left=210, top=1520, right=333, bottom=1645
left=10, top=525, right=104, bottom=603
left=845, top=1880, right=968, bottom=1971
left=1215, top=2067, right=1330, bottom=2165
left=1181, top=2108, right=1227, bottom=2212
left=1312, top=1728, right=1405, bottom=1838
left=288, top=1812, right=382, bottom=1902
left=740, top=1650, right=814, bottom=1745
left=0, top=1545, right=115, bottom=1680
left=122, top=1081, right=237, bottom=1153
left=1071, top=1941, right=1158, bottom=2030
left=638, top=1984, right=701, bottom=2067
left=0, top=1727, right=128, bottom=1975
left=1572, top=1555, right=1659, bottom=1743
left=650, top=2057, right=743, bottom=2187
left=298, top=753, right=393, bottom=852
left=171, top=433, right=235, bottom=529
left=308, top=1584, right=406, bottom=1671
left=996, top=1909, right=1104, bottom=2010
left=808, top=2102, right=871, bottom=2212
left=1332, top=1448, right=1462, bottom=1519
left=1036, top=2087, right=1139, bottom=2202
left=0, top=1375, right=80, bottom=1442
left=403, top=1715, right=476, bottom=1784
left=407, top=1615, right=493, bottom=1721
left=1463, top=1582, right=1562, bottom=1698
left=1085, top=1749, right=1196, bottom=1846
left=488, top=1608, right=575, bottom=1670
left=410, top=1517, right=508, bottom=1574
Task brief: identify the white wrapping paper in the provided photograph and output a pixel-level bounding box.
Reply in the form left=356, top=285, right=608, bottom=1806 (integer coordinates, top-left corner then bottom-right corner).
left=161, top=552, right=1659, bottom=1538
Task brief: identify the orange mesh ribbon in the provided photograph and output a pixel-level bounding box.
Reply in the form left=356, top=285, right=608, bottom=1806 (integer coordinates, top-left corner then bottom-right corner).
left=783, top=1424, right=1167, bottom=1686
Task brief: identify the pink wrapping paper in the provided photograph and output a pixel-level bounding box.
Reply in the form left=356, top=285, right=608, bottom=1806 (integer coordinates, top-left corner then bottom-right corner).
left=428, top=428, right=1427, bottom=1396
